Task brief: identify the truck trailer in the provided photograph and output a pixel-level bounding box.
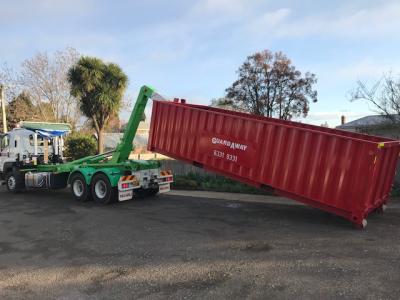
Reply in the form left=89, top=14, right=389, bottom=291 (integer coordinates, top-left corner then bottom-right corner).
left=0, top=86, right=173, bottom=203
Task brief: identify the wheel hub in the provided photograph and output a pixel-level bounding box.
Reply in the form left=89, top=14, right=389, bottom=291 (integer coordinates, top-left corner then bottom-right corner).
left=7, top=176, right=16, bottom=191
left=94, top=180, right=107, bottom=199
left=73, top=180, right=84, bottom=197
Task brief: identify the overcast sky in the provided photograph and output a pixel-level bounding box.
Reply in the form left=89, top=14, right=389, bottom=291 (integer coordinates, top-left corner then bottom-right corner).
left=1, top=0, right=400, bottom=126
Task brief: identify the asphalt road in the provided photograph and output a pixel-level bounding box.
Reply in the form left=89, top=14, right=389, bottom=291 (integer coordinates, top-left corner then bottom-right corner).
left=0, top=187, right=399, bottom=299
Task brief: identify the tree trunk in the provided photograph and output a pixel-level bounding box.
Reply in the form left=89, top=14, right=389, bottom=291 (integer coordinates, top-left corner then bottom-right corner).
left=97, top=128, right=104, bottom=154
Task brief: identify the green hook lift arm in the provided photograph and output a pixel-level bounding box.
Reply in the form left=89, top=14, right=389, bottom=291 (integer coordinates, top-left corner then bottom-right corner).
left=110, top=85, right=155, bottom=164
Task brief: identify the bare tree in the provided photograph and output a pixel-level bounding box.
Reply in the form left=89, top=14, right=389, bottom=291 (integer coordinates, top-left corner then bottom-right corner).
left=350, top=74, right=400, bottom=123
left=0, top=64, right=21, bottom=102
left=210, top=97, right=237, bottom=110
left=1, top=47, right=81, bottom=128
left=225, top=50, right=317, bottom=120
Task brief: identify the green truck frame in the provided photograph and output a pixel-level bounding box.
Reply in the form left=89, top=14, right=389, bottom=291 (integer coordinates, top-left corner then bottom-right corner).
left=2, top=85, right=173, bottom=204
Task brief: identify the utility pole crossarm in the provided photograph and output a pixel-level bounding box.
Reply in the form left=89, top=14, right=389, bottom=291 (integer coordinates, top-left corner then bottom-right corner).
left=110, top=85, right=154, bottom=163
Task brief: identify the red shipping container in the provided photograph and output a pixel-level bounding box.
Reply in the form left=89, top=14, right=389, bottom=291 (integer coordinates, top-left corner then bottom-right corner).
left=148, top=100, right=400, bottom=227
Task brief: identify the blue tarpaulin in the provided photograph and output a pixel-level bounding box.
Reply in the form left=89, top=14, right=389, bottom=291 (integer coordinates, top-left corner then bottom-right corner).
left=35, top=129, right=69, bottom=138
left=19, top=122, right=71, bottom=138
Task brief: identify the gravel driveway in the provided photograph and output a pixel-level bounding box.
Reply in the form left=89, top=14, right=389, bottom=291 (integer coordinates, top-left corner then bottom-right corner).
left=0, top=188, right=399, bottom=299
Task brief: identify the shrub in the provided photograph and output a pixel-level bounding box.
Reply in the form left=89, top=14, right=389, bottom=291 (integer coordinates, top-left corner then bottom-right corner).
left=64, top=133, right=97, bottom=160
left=391, top=183, right=400, bottom=197
left=172, top=177, right=199, bottom=189
left=171, top=172, right=272, bottom=195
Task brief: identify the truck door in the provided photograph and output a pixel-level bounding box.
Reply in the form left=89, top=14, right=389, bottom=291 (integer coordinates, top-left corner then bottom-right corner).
left=0, top=134, right=11, bottom=173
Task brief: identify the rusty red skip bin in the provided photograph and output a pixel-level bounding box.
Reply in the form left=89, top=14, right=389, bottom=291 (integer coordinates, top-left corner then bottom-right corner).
left=148, top=99, right=400, bottom=228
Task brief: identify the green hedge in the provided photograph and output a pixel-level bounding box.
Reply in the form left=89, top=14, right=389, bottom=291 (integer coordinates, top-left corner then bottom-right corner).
left=172, top=171, right=400, bottom=197
left=64, top=133, right=97, bottom=161
left=391, top=182, right=400, bottom=197
left=171, top=172, right=271, bottom=195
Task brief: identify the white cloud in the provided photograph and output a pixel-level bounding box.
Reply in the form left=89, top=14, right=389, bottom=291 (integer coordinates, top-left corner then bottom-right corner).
left=191, top=0, right=259, bottom=17
left=326, top=4, right=400, bottom=38
left=308, top=57, right=400, bottom=88
left=0, top=0, right=96, bottom=24
left=334, top=59, right=400, bottom=80
left=247, top=2, right=400, bottom=39
left=249, top=8, right=291, bottom=32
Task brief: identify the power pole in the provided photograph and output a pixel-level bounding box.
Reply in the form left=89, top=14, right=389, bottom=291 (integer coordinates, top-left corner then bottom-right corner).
left=0, top=84, right=7, bottom=133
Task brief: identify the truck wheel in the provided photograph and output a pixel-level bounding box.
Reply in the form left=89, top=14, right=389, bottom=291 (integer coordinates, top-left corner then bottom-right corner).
left=91, top=173, right=116, bottom=205
left=70, top=173, right=91, bottom=202
left=6, top=171, right=24, bottom=193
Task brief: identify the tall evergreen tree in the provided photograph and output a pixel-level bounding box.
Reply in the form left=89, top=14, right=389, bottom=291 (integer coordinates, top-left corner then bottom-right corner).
left=68, top=57, right=128, bottom=153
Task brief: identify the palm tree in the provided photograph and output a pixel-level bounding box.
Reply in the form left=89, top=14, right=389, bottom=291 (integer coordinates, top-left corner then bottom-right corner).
left=68, top=57, right=128, bottom=153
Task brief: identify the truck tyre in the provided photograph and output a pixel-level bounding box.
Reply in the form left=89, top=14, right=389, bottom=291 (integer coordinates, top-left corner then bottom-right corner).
left=70, top=173, right=91, bottom=202
left=5, top=170, right=24, bottom=193
left=91, top=173, right=117, bottom=205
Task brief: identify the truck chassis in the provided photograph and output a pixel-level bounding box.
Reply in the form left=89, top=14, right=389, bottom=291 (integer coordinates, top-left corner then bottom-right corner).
left=0, top=86, right=173, bottom=203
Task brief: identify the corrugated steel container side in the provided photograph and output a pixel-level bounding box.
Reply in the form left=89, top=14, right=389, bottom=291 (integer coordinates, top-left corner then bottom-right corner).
left=148, top=100, right=400, bottom=226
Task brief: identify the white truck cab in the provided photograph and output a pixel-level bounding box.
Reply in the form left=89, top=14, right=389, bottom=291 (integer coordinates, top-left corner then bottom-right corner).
left=0, top=122, right=70, bottom=183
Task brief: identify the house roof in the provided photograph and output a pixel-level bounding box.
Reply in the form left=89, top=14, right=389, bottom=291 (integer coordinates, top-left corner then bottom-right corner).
left=336, top=114, right=400, bottom=129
